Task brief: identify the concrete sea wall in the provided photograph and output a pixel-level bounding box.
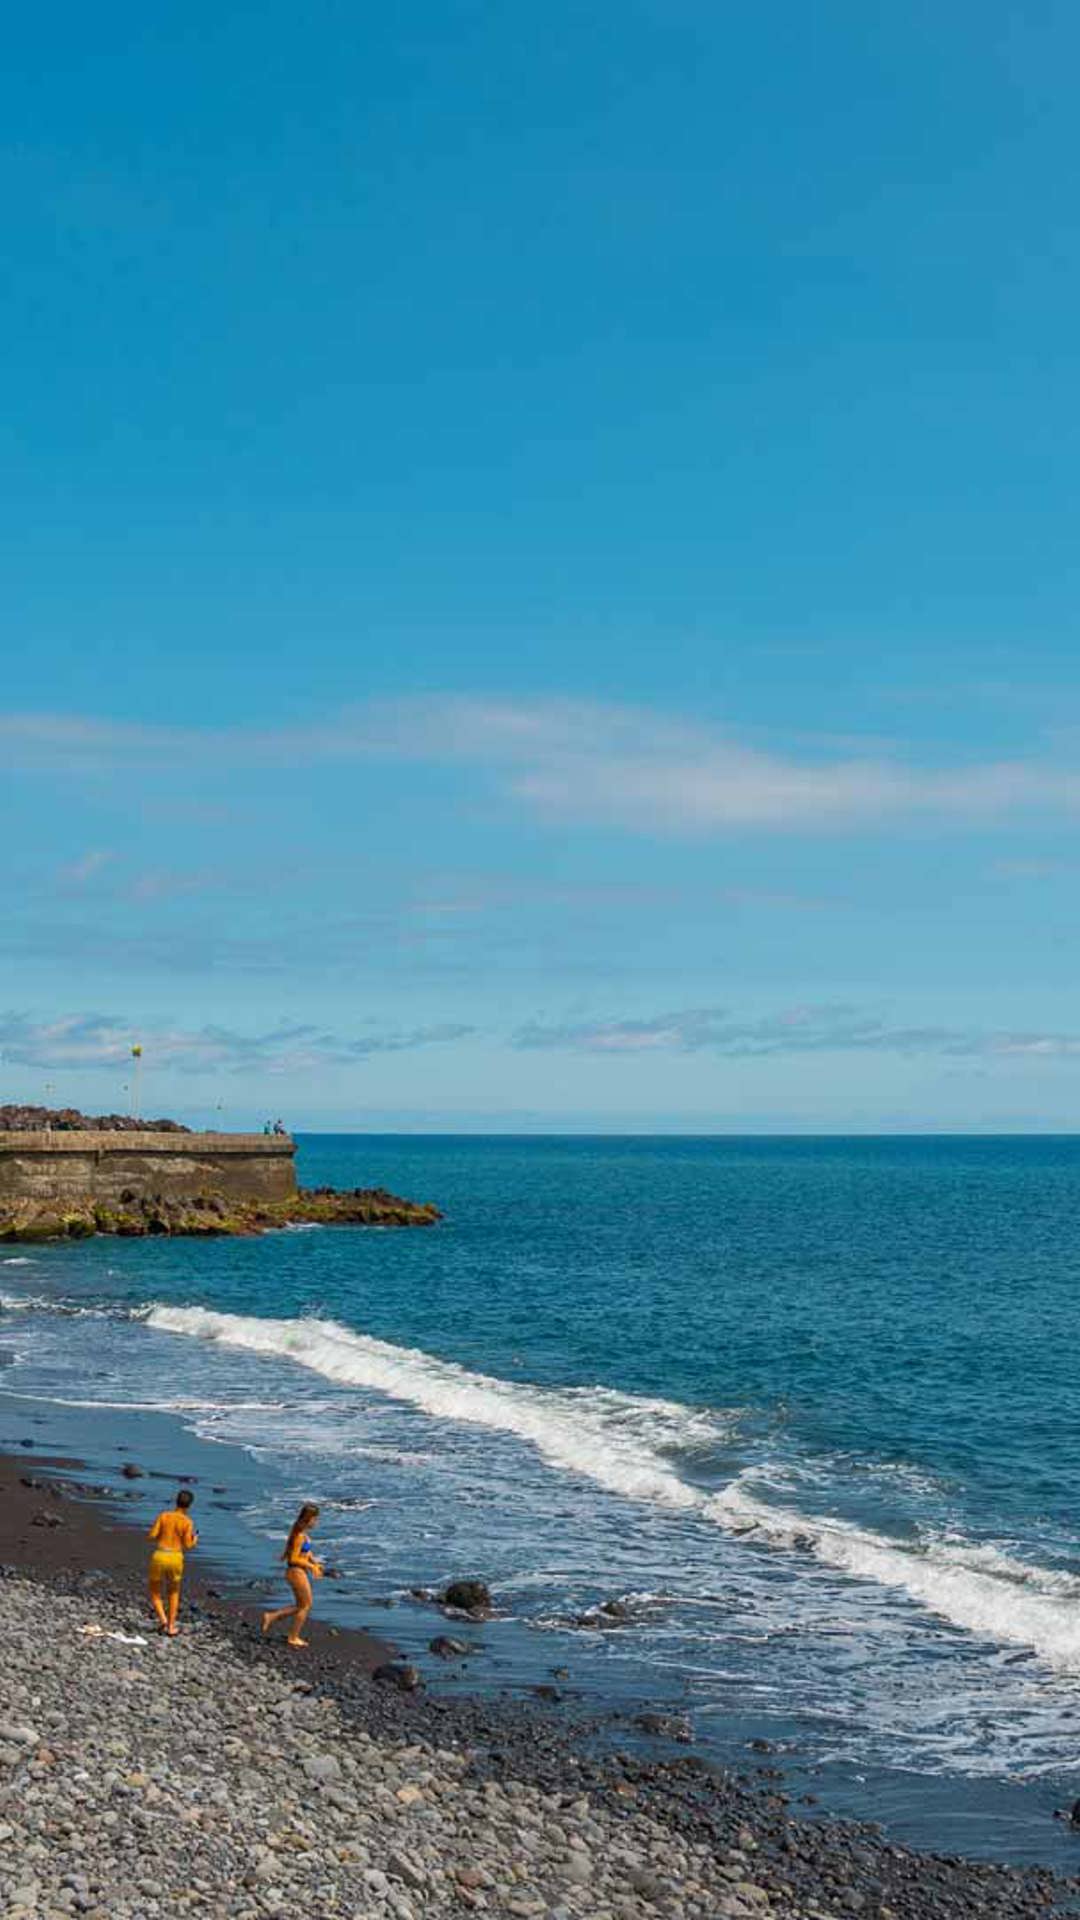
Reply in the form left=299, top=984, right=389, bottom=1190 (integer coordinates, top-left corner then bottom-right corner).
left=0, top=1131, right=297, bottom=1204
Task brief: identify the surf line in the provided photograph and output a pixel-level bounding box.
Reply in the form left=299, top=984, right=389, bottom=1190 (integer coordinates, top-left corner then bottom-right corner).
left=144, top=1303, right=1080, bottom=1672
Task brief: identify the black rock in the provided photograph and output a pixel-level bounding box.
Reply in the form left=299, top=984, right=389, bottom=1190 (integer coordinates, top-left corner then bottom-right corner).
left=572, top=1601, right=630, bottom=1630
left=120, top=1463, right=145, bottom=1479
left=373, top=1661, right=423, bottom=1692
left=634, top=1712, right=693, bottom=1744
left=429, top=1636, right=470, bottom=1659
left=441, top=1578, right=493, bottom=1615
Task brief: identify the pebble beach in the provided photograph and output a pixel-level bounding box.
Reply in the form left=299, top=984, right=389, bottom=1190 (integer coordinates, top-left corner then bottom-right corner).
left=1, top=1459, right=1077, bottom=1920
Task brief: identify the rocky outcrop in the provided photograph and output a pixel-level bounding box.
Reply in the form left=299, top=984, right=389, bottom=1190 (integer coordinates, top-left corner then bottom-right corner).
left=0, top=1184, right=442, bottom=1241
left=0, top=1105, right=190, bottom=1132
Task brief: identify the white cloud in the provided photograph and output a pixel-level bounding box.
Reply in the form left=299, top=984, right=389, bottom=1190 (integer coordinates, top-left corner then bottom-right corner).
left=513, top=1005, right=1080, bottom=1060
left=0, top=1013, right=474, bottom=1076
left=5, top=695, right=1080, bottom=834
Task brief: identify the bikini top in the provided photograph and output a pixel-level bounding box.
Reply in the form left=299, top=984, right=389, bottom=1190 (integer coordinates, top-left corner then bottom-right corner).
left=288, top=1534, right=313, bottom=1567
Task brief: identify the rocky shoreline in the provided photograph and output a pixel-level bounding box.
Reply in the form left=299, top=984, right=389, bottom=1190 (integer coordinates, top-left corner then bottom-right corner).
left=0, top=1184, right=442, bottom=1242
left=1, top=1461, right=1076, bottom=1919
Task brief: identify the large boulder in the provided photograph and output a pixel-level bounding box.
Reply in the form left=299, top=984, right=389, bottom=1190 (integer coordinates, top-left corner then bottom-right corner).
left=440, top=1578, right=493, bottom=1616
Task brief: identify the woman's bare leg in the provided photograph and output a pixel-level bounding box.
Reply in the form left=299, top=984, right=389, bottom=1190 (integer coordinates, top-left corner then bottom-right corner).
left=166, top=1577, right=182, bottom=1637
left=287, top=1600, right=311, bottom=1648
left=286, top=1570, right=312, bottom=1647
left=263, top=1569, right=311, bottom=1641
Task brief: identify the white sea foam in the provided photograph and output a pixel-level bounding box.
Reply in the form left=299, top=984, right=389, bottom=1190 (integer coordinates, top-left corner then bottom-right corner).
left=0, top=1385, right=284, bottom=1414
left=0, top=1292, right=116, bottom=1318
left=1, top=1257, right=35, bottom=1266
left=144, top=1304, right=727, bottom=1505
left=706, top=1483, right=1080, bottom=1671
left=145, top=1302, right=1080, bottom=1673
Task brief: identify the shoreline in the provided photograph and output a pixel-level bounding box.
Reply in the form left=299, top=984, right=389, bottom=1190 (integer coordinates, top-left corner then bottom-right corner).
left=0, top=1450, right=396, bottom=1680
left=1, top=1439, right=1077, bottom=1918
left=5, top=1319, right=1080, bottom=1875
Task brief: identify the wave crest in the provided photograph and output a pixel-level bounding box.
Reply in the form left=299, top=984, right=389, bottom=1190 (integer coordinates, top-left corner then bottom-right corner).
left=146, top=1302, right=1080, bottom=1671
left=144, top=1304, right=727, bottom=1506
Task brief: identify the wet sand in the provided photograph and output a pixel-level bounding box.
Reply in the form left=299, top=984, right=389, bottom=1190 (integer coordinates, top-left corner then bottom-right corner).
left=0, top=1445, right=395, bottom=1676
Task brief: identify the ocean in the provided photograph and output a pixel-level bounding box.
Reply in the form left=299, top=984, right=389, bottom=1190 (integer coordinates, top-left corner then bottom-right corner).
left=4, top=1133, right=1080, bottom=1864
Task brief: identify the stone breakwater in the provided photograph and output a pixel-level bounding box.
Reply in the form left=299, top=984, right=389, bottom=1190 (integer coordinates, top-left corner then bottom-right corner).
left=0, top=1186, right=442, bottom=1241
left=0, top=1124, right=441, bottom=1239
left=0, top=1570, right=1072, bottom=1920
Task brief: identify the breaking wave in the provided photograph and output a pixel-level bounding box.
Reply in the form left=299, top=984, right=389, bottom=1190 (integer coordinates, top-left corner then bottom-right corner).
left=705, top=1483, right=1080, bottom=1671
left=144, top=1304, right=729, bottom=1505
left=146, top=1302, right=1080, bottom=1673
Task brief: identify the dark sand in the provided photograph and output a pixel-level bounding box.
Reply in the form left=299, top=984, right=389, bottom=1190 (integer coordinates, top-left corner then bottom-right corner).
left=0, top=1447, right=395, bottom=1677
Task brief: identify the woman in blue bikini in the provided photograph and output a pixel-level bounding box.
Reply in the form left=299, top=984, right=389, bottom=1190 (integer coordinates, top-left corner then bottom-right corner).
left=261, top=1503, right=323, bottom=1648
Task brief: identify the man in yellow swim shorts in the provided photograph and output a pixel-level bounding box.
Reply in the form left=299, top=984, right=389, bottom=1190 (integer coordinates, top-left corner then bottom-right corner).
left=147, top=1488, right=198, bottom=1637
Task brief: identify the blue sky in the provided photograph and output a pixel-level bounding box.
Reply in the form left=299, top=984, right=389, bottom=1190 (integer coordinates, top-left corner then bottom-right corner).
left=3, top=2, right=1080, bottom=1130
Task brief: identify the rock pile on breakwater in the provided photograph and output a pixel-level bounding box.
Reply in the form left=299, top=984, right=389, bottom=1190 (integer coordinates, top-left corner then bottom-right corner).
left=0, top=1185, right=441, bottom=1242
left=0, top=1105, right=190, bottom=1133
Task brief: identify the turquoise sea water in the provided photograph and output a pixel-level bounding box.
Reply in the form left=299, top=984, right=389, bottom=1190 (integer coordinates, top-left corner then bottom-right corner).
left=5, top=1134, right=1080, bottom=1848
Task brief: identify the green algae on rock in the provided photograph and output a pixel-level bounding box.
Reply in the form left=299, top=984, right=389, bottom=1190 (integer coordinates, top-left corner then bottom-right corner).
left=0, top=1184, right=442, bottom=1241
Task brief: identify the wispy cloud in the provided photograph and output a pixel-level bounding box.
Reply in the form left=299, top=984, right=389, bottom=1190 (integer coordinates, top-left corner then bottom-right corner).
left=6, top=696, right=1080, bottom=835
left=57, top=848, right=115, bottom=890
left=513, top=1005, right=1080, bottom=1060
left=991, top=857, right=1080, bottom=880
left=53, top=852, right=220, bottom=905
left=455, top=701, right=1080, bottom=833
left=0, top=1013, right=474, bottom=1076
